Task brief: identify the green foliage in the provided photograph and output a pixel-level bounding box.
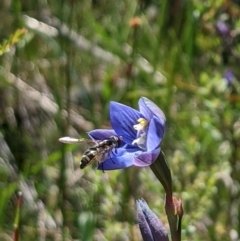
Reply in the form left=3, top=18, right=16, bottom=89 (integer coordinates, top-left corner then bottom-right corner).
left=0, top=0, right=240, bottom=241
left=0, top=28, right=26, bottom=55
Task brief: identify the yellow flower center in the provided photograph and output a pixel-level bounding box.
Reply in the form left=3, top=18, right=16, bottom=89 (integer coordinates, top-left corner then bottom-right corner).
left=133, top=118, right=148, bottom=131
left=132, top=118, right=148, bottom=148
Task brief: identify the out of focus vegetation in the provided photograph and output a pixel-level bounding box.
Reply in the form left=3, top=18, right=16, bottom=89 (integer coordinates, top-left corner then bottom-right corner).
left=0, top=0, right=240, bottom=240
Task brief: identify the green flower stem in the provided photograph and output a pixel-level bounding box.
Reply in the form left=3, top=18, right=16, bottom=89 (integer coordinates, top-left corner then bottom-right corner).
left=150, top=151, right=172, bottom=197
left=150, top=151, right=183, bottom=241
left=165, top=196, right=182, bottom=241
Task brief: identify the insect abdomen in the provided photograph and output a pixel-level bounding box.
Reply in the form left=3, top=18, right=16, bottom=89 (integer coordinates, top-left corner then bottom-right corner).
left=80, top=149, right=97, bottom=169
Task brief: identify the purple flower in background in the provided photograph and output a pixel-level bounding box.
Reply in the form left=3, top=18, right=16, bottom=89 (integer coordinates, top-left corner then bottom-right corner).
left=223, top=69, right=235, bottom=85
left=136, top=199, right=169, bottom=241
left=216, top=21, right=231, bottom=38
left=89, top=97, right=166, bottom=170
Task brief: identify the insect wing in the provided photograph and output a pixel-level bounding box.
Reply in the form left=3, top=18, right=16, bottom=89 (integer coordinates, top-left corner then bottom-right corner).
left=59, top=136, right=98, bottom=146
left=79, top=136, right=122, bottom=169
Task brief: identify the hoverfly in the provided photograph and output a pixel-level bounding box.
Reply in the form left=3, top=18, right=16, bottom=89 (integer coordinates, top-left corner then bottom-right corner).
left=59, top=135, right=122, bottom=169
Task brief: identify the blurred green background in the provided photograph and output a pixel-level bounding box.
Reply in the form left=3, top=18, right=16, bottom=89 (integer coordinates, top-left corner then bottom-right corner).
left=0, top=0, right=240, bottom=240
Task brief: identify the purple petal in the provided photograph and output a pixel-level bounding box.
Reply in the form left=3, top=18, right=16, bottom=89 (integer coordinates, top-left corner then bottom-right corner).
left=88, top=129, right=117, bottom=140
left=138, top=98, right=154, bottom=121
left=139, top=97, right=166, bottom=126
left=146, top=117, right=165, bottom=151
left=133, top=148, right=160, bottom=166
left=97, top=147, right=136, bottom=170
left=136, top=200, right=154, bottom=241
left=137, top=199, right=169, bottom=241
left=110, top=101, right=143, bottom=144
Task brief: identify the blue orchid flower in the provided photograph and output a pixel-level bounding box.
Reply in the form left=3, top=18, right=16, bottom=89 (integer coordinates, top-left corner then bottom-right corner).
left=136, top=199, right=169, bottom=241
left=88, top=97, right=166, bottom=170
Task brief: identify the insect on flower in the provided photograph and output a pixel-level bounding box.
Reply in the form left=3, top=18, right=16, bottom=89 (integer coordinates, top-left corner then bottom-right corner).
left=85, top=97, right=166, bottom=170
left=59, top=135, right=122, bottom=169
